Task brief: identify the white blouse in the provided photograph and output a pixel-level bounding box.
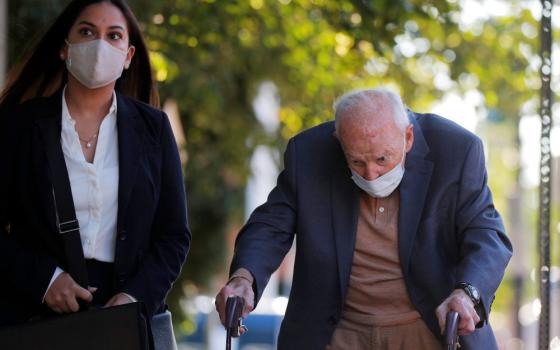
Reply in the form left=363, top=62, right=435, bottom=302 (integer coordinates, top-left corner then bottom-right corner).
left=45, top=89, right=120, bottom=296
left=60, top=88, right=120, bottom=262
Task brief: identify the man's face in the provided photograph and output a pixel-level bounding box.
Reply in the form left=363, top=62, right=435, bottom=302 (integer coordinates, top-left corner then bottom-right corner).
left=337, top=109, right=414, bottom=181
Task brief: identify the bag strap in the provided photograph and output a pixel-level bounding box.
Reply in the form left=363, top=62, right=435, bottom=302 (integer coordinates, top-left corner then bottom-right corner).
left=40, top=118, right=89, bottom=290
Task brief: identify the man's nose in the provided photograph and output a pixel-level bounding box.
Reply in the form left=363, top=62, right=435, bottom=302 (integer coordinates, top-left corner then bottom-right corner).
left=363, top=165, right=382, bottom=181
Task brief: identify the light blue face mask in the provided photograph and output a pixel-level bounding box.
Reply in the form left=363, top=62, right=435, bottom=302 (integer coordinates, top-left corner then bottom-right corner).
left=350, top=140, right=406, bottom=198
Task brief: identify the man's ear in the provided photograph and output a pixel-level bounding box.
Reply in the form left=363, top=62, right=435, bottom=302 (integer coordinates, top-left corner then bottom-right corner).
left=405, top=124, right=414, bottom=152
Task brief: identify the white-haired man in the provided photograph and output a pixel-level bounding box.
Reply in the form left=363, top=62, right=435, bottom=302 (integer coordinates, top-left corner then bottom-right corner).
left=216, top=88, right=512, bottom=349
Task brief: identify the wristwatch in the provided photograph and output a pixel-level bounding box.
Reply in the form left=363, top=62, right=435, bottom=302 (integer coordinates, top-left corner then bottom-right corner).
left=456, top=282, right=481, bottom=306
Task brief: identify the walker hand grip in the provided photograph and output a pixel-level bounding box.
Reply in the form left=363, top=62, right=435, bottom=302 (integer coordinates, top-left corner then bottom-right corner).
left=445, top=311, right=460, bottom=350
left=225, top=296, right=245, bottom=336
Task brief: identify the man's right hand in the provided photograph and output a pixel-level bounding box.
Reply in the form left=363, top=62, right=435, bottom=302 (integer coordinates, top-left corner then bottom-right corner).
left=44, top=272, right=96, bottom=313
left=215, top=270, right=255, bottom=333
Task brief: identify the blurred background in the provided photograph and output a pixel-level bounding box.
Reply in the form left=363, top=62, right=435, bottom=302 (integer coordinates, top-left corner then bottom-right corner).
left=1, top=0, right=559, bottom=349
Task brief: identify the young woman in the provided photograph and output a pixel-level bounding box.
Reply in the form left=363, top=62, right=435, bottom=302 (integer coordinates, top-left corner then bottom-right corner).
left=0, top=0, right=190, bottom=327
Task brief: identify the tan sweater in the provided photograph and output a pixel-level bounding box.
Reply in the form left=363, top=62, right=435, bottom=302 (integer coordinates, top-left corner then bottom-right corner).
left=342, top=190, right=421, bottom=327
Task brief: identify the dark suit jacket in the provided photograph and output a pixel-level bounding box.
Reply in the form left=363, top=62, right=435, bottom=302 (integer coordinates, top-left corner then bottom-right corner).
left=231, top=112, right=512, bottom=349
left=0, top=91, right=191, bottom=327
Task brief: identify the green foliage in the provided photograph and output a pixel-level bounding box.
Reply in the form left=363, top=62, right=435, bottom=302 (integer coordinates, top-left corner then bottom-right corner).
left=450, top=9, right=538, bottom=125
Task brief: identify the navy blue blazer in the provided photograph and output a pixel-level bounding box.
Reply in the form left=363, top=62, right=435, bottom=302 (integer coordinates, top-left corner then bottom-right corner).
left=0, top=91, right=191, bottom=327
left=231, top=112, right=512, bottom=349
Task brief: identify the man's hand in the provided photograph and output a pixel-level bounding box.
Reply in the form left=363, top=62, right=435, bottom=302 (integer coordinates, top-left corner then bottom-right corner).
left=215, top=270, right=255, bottom=335
left=105, top=293, right=135, bottom=307
left=435, top=289, right=481, bottom=336
left=44, top=272, right=96, bottom=313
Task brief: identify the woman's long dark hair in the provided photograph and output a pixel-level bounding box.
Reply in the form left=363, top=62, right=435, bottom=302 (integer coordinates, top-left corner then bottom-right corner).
left=0, top=0, right=159, bottom=109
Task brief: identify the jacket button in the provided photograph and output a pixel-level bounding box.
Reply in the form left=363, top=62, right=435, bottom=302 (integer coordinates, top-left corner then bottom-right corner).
left=118, top=273, right=126, bottom=284
left=328, top=316, right=338, bottom=325
left=119, top=230, right=127, bottom=241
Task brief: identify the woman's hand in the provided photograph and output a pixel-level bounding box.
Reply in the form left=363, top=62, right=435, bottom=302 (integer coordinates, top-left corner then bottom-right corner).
left=104, top=293, right=135, bottom=307
left=44, top=272, right=96, bottom=313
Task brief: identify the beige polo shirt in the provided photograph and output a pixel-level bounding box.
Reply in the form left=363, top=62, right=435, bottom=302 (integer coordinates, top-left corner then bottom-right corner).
left=341, top=189, right=421, bottom=326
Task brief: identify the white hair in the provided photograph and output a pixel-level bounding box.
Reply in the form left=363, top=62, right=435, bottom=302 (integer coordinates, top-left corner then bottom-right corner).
left=333, top=87, right=410, bottom=133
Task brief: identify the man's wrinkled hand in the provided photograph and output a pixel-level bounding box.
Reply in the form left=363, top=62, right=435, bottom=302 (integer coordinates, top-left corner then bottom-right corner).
left=44, top=272, right=96, bottom=313
left=435, top=289, right=481, bottom=336
left=215, top=276, right=254, bottom=335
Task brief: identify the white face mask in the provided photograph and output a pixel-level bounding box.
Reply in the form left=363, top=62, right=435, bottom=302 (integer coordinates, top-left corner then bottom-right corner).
left=65, top=39, right=128, bottom=89
left=350, top=141, right=407, bottom=198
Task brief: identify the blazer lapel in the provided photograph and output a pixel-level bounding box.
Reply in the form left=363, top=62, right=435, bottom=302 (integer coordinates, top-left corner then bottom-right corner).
left=116, top=93, right=142, bottom=231
left=35, top=91, right=65, bottom=233
left=398, top=115, right=433, bottom=275
left=330, top=139, right=360, bottom=301
left=33, top=91, right=143, bottom=238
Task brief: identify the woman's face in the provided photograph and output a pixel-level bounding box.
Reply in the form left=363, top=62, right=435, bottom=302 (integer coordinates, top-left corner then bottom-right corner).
left=61, top=1, right=135, bottom=68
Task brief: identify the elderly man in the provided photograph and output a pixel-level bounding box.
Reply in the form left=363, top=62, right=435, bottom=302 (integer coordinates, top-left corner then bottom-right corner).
left=215, top=88, right=512, bottom=349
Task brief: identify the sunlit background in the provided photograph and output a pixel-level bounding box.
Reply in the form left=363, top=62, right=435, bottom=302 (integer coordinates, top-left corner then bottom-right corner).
left=1, top=0, right=559, bottom=349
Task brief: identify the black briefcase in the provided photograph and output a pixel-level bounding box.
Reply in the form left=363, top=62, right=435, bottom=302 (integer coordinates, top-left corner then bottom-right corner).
left=0, top=302, right=153, bottom=350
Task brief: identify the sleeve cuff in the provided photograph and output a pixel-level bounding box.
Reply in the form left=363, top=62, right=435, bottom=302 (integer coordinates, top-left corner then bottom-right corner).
left=43, top=267, right=65, bottom=302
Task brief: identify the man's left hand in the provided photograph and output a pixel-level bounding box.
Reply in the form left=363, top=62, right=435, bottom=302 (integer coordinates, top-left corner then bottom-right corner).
left=104, top=293, right=135, bottom=308
left=435, top=289, right=481, bottom=336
